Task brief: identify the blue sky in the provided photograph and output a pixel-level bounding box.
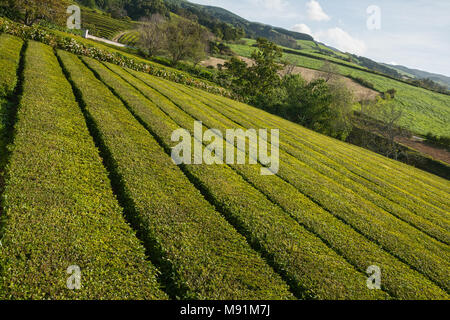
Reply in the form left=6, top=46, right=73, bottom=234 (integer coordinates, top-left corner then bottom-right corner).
left=190, top=0, right=450, bottom=76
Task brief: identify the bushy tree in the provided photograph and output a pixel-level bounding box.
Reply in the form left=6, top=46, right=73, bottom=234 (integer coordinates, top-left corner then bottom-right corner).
left=166, top=18, right=209, bottom=65
left=224, top=38, right=283, bottom=104
left=358, top=95, right=404, bottom=159
left=0, top=0, right=68, bottom=26
left=271, top=74, right=354, bottom=140
left=138, top=14, right=167, bottom=57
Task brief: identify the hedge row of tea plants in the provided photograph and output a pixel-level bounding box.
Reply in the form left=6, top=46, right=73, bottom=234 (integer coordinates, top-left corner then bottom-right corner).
left=0, top=41, right=166, bottom=299
left=201, top=90, right=450, bottom=211
left=0, top=34, right=23, bottom=171
left=111, top=65, right=449, bottom=298
left=172, top=84, right=450, bottom=243
left=95, top=60, right=391, bottom=300
left=57, top=51, right=293, bottom=300
left=127, top=70, right=449, bottom=292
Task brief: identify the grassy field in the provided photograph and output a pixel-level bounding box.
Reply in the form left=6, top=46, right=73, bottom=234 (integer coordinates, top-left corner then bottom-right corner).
left=0, top=35, right=448, bottom=300
left=228, top=42, right=450, bottom=137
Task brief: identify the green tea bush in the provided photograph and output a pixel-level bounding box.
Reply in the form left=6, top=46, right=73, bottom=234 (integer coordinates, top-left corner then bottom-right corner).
left=101, top=62, right=389, bottom=300
left=130, top=71, right=450, bottom=292
left=0, top=41, right=166, bottom=299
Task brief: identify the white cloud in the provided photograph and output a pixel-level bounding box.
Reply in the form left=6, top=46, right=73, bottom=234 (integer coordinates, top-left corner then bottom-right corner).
left=306, top=0, right=330, bottom=21
left=315, top=27, right=367, bottom=55
left=291, top=23, right=312, bottom=36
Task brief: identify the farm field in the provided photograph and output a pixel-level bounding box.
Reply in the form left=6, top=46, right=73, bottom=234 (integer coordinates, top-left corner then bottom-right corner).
left=0, top=35, right=448, bottom=300
left=228, top=42, right=450, bottom=137
left=81, top=9, right=139, bottom=39
left=117, top=31, right=139, bottom=47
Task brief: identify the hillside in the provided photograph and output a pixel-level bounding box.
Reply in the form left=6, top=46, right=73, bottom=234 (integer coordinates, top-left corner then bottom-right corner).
left=386, top=64, right=450, bottom=89
left=229, top=40, right=450, bottom=137
left=165, top=0, right=313, bottom=47
left=0, top=29, right=449, bottom=300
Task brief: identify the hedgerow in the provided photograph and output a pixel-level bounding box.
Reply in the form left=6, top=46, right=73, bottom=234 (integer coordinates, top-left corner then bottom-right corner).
left=172, top=83, right=450, bottom=243
left=57, top=50, right=293, bottom=300
left=0, top=41, right=166, bottom=300
left=0, top=34, right=23, bottom=97
left=0, top=34, right=23, bottom=171
left=97, top=60, right=390, bottom=300
left=127, top=70, right=450, bottom=292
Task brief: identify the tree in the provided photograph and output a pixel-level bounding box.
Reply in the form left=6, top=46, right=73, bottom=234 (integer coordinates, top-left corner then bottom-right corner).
left=249, top=38, right=283, bottom=96
left=224, top=38, right=283, bottom=105
left=166, top=19, right=209, bottom=65
left=280, top=75, right=354, bottom=140
left=0, top=0, right=68, bottom=26
left=325, top=79, right=354, bottom=140
left=138, top=14, right=167, bottom=57
left=358, top=95, right=404, bottom=159
left=319, top=61, right=340, bottom=83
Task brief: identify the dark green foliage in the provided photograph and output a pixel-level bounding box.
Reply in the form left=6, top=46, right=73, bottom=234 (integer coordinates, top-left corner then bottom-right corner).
left=0, top=0, right=67, bottom=26
left=425, top=132, right=450, bottom=150
left=224, top=40, right=354, bottom=140
left=225, top=38, right=282, bottom=101
left=125, top=0, right=168, bottom=20
left=165, top=18, right=208, bottom=65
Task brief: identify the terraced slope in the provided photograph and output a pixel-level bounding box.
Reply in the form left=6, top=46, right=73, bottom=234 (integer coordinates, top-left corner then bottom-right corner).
left=81, top=10, right=138, bottom=39
left=119, top=68, right=450, bottom=294
left=57, top=50, right=293, bottom=300
left=81, top=57, right=387, bottom=300
left=99, top=62, right=448, bottom=299
left=0, top=41, right=166, bottom=299
left=0, top=35, right=448, bottom=300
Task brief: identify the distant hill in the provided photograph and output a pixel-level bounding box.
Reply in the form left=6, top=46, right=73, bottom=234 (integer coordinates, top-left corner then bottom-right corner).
left=386, top=64, right=450, bottom=89
left=164, top=0, right=313, bottom=48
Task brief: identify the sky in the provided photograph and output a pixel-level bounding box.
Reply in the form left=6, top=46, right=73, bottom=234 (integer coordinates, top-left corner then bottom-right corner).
left=189, top=0, right=450, bottom=77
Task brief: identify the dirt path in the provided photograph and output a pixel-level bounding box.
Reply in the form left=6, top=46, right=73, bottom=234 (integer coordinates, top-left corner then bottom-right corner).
left=396, top=137, right=450, bottom=164
left=201, top=56, right=379, bottom=101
